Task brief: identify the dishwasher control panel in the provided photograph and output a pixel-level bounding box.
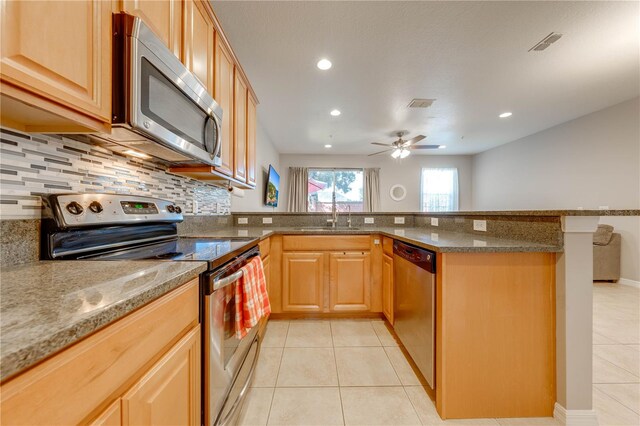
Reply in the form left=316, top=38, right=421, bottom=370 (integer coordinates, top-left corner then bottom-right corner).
left=393, top=240, right=436, bottom=273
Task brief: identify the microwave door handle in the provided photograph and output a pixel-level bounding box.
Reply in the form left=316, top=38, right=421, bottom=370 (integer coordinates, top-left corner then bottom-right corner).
left=206, top=112, right=222, bottom=161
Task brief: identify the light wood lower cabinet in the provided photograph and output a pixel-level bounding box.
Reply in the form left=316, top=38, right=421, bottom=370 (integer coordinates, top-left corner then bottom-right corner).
left=0, top=278, right=200, bottom=425
left=382, top=253, right=394, bottom=324
left=122, top=326, right=201, bottom=426
left=282, top=252, right=324, bottom=312
left=262, top=255, right=271, bottom=294
left=329, top=251, right=371, bottom=312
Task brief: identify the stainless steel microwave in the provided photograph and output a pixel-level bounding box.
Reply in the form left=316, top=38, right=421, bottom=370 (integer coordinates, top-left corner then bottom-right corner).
left=86, top=13, right=223, bottom=167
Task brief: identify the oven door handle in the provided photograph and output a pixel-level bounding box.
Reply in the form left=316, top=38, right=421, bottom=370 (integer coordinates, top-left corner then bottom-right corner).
left=216, top=337, right=261, bottom=426
left=213, top=269, right=244, bottom=292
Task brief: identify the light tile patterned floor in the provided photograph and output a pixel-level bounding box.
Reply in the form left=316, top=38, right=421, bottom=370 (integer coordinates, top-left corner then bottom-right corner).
left=592, top=282, right=640, bottom=426
left=238, top=282, right=639, bottom=425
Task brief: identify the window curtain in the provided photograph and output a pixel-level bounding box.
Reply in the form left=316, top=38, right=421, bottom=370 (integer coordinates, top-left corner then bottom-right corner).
left=421, top=168, right=459, bottom=212
left=363, top=168, right=381, bottom=212
left=287, top=167, right=308, bottom=212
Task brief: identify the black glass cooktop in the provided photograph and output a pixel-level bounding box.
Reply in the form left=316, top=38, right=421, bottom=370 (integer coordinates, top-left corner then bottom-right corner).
left=81, top=238, right=256, bottom=266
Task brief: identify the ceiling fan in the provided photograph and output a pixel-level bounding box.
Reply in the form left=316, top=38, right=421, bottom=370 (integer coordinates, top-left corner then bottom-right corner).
left=368, top=131, right=443, bottom=158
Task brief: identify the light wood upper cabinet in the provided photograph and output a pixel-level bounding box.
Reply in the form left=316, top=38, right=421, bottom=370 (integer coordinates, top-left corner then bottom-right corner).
left=382, top=253, right=394, bottom=324
left=0, top=0, right=112, bottom=123
left=122, top=326, right=201, bottom=426
left=183, top=0, right=214, bottom=94
left=214, top=36, right=234, bottom=176
left=282, top=252, right=324, bottom=312
left=233, top=70, right=248, bottom=182
left=121, top=0, right=182, bottom=59
left=329, top=252, right=371, bottom=312
left=246, top=92, right=257, bottom=186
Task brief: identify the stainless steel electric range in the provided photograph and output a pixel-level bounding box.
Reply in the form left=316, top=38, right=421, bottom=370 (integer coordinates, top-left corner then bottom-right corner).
left=41, top=193, right=266, bottom=426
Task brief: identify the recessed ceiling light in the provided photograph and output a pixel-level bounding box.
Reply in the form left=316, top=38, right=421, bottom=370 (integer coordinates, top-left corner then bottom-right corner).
left=330, top=109, right=341, bottom=116
left=499, top=112, right=513, bottom=118
left=438, top=145, right=446, bottom=149
left=317, top=58, right=332, bottom=70
left=324, top=144, right=332, bottom=148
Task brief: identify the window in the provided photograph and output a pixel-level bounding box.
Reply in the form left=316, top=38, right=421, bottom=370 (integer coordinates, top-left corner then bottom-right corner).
left=308, top=169, right=364, bottom=212
left=421, top=168, right=459, bottom=212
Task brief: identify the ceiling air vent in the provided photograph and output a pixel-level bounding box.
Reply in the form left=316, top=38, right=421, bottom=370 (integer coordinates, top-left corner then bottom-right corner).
left=528, top=32, right=563, bottom=52
left=408, top=99, right=435, bottom=108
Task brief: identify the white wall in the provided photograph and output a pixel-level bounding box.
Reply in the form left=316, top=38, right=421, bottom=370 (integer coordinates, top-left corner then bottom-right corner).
left=473, top=97, right=640, bottom=282
left=278, top=154, right=473, bottom=212
left=231, top=121, right=281, bottom=212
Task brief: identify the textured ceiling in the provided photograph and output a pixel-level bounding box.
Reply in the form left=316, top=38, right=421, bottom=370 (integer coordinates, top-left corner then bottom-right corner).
left=212, top=1, right=640, bottom=155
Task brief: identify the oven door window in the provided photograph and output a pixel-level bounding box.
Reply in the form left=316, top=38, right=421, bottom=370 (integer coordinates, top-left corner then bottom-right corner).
left=140, top=57, right=216, bottom=154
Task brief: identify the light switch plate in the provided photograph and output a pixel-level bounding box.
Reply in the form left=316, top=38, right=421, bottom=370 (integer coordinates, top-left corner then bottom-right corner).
left=473, top=220, right=487, bottom=232
left=394, top=217, right=405, bottom=224
left=262, top=217, right=273, bottom=224
left=473, top=239, right=487, bottom=247
left=192, top=200, right=199, bottom=214
left=373, top=238, right=380, bottom=245
left=364, top=217, right=375, bottom=224
left=431, top=217, right=439, bottom=226
left=237, top=217, right=248, bottom=224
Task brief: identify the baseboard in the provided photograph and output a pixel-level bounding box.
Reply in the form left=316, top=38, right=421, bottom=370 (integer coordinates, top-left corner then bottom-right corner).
left=618, top=278, right=640, bottom=288
left=554, top=403, right=599, bottom=426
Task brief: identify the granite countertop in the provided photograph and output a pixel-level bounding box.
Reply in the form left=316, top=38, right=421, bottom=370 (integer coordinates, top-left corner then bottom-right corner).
left=183, top=227, right=562, bottom=253
left=0, top=260, right=207, bottom=381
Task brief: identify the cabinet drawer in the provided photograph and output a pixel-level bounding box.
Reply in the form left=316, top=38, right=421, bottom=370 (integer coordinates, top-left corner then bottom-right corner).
left=0, top=278, right=199, bottom=425
left=283, top=235, right=370, bottom=252
left=259, top=238, right=270, bottom=259
left=382, top=237, right=394, bottom=256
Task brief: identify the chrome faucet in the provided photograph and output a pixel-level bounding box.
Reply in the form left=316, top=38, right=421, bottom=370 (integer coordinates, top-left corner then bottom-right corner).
left=331, top=194, right=339, bottom=228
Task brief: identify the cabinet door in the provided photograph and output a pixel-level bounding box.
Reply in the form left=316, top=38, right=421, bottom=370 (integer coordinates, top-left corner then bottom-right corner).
left=329, top=252, right=371, bottom=312
left=262, top=254, right=271, bottom=296
left=121, top=0, right=181, bottom=59
left=282, top=252, right=324, bottom=312
left=91, top=400, right=122, bottom=426
left=214, top=37, right=234, bottom=176
left=0, top=0, right=111, bottom=121
left=382, top=253, right=394, bottom=324
left=122, top=326, right=201, bottom=426
left=233, top=70, right=247, bottom=182
left=246, top=92, right=257, bottom=186
left=183, top=0, right=214, bottom=95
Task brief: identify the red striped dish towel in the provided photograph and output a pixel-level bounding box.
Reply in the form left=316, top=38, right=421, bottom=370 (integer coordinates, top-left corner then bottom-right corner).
left=235, top=256, right=271, bottom=339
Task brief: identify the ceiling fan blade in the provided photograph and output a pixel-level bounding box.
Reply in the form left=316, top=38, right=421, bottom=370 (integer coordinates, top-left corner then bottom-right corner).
left=371, top=142, right=392, bottom=147
left=410, top=144, right=441, bottom=149
left=368, top=149, right=393, bottom=156
left=402, top=135, right=426, bottom=146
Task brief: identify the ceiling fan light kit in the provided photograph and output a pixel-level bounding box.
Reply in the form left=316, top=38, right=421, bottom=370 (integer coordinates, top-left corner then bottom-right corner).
left=369, top=131, right=440, bottom=158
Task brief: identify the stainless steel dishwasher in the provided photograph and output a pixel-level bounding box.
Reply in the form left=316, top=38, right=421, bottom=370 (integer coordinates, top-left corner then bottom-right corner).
left=393, top=240, right=436, bottom=388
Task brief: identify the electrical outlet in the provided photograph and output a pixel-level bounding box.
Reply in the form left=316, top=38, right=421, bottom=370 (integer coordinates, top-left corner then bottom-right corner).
left=473, top=220, right=487, bottom=232
left=431, top=232, right=439, bottom=241
left=237, top=217, right=248, bottom=225
left=262, top=217, right=273, bottom=224
left=473, top=239, right=487, bottom=247
left=431, top=217, right=439, bottom=226
left=364, top=217, right=375, bottom=224
left=192, top=200, right=199, bottom=214
left=394, top=217, right=405, bottom=224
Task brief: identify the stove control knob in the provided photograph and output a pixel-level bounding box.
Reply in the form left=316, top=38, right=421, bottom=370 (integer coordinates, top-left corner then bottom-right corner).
left=66, top=201, right=84, bottom=215
left=175, top=206, right=182, bottom=214
left=167, top=205, right=175, bottom=213
left=88, top=201, right=103, bottom=214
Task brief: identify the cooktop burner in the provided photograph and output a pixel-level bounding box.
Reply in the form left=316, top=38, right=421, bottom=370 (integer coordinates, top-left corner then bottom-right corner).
left=81, top=238, right=255, bottom=264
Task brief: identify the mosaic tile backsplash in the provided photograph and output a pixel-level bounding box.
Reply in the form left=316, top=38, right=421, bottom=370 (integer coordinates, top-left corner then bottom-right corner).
left=0, top=128, right=231, bottom=219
